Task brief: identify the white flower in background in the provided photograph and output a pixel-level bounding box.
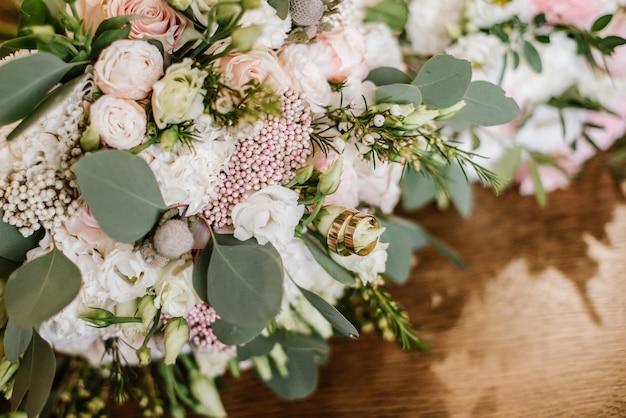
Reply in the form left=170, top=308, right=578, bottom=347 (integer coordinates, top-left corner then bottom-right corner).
left=90, top=95, right=147, bottom=149
left=467, top=0, right=535, bottom=29
left=356, top=160, right=404, bottom=214
left=331, top=241, right=388, bottom=283
left=154, top=259, right=198, bottom=317
left=362, top=23, right=405, bottom=71
left=406, top=0, right=465, bottom=55
left=232, top=185, right=304, bottom=246
left=515, top=105, right=585, bottom=154
left=239, top=0, right=291, bottom=49
left=195, top=351, right=236, bottom=378
left=445, top=32, right=506, bottom=83
left=152, top=58, right=207, bottom=129
left=98, top=244, right=159, bottom=304
left=279, top=44, right=332, bottom=113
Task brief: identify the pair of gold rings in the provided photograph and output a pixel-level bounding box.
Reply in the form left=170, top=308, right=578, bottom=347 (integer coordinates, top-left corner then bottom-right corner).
left=326, top=209, right=380, bottom=256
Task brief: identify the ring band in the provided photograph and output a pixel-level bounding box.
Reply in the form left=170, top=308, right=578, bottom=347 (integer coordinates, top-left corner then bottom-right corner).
left=327, top=209, right=358, bottom=256
left=344, top=213, right=380, bottom=256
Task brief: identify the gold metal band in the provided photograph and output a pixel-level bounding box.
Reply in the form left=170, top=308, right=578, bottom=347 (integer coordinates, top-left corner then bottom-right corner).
left=326, top=209, right=380, bottom=257
left=343, top=213, right=380, bottom=256
left=327, top=209, right=358, bottom=256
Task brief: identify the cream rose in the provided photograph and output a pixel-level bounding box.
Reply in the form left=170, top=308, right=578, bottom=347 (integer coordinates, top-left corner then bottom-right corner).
left=90, top=95, right=147, bottom=149
left=218, top=49, right=289, bottom=94
left=94, top=40, right=164, bottom=100
left=152, top=58, right=207, bottom=129
left=308, top=26, right=369, bottom=83
left=104, top=0, right=188, bottom=53
left=154, top=260, right=198, bottom=317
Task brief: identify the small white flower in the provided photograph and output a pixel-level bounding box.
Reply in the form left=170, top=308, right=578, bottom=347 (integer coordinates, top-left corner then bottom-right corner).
left=154, top=260, right=198, bottom=317
left=331, top=241, right=388, bottom=283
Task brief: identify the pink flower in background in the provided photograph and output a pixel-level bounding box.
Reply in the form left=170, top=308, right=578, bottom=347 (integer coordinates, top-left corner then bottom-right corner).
left=308, top=26, right=369, bottom=83
left=531, top=0, right=608, bottom=28
left=105, top=0, right=187, bottom=53
left=219, top=49, right=289, bottom=94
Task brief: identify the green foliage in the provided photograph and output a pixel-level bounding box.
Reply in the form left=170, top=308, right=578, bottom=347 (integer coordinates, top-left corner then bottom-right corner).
left=211, top=318, right=266, bottom=345
left=591, top=14, right=613, bottom=32
left=267, top=0, right=290, bottom=20
left=366, top=67, right=411, bottom=86
left=379, top=218, right=414, bottom=284
left=0, top=257, right=21, bottom=279
left=400, top=166, right=438, bottom=211
left=447, top=163, right=473, bottom=218
left=460, top=81, right=520, bottom=126
left=492, top=146, right=523, bottom=192
left=375, top=83, right=422, bottom=106
left=301, top=234, right=354, bottom=285
left=89, top=16, right=133, bottom=60
left=364, top=0, right=408, bottom=32
left=6, top=248, right=81, bottom=328
left=297, top=285, right=358, bottom=338
left=4, top=320, right=33, bottom=363
left=205, top=237, right=283, bottom=328
left=236, top=335, right=275, bottom=361
left=522, top=40, right=542, bottom=73
left=0, top=213, right=44, bottom=262
left=0, top=52, right=80, bottom=125
left=18, top=0, right=52, bottom=34
left=264, top=347, right=318, bottom=400
left=528, top=158, right=547, bottom=208
left=11, top=331, right=56, bottom=417
left=75, top=150, right=167, bottom=243
left=412, top=55, right=472, bottom=108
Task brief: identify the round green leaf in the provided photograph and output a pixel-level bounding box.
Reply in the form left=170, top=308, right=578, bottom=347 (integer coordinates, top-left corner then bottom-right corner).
left=375, top=83, right=422, bottom=106
left=75, top=150, right=166, bottom=243
left=207, top=242, right=283, bottom=327
left=4, top=319, right=33, bottom=363
left=400, top=167, right=437, bottom=211
left=366, top=67, right=411, bottom=86
left=211, top=318, right=265, bottom=345
left=264, top=347, right=318, bottom=400
left=379, top=219, right=413, bottom=284
left=447, top=164, right=473, bottom=218
left=460, top=80, right=520, bottom=126
left=0, top=212, right=44, bottom=262
left=413, top=55, right=472, bottom=108
left=6, top=248, right=81, bottom=328
left=237, top=335, right=275, bottom=361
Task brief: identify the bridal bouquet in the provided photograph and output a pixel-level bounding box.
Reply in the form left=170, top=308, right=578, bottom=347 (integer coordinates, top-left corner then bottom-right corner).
left=384, top=0, right=626, bottom=206
left=0, top=0, right=519, bottom=416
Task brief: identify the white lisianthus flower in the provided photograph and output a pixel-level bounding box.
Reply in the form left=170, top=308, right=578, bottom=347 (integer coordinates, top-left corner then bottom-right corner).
left=154, top=259, right=199, bottom=317
left=363, top=23, right=405, bottom=71
left=239, top=0, right=291, bottom=49
left=445, top=32, right=506, bottom=83
left=90, top=95, right=147, bottom=149
left=331, top=241, right=388, bottom=283
left=98, top=244, right=159, bottom=303
left=231, top=185, right=304, bottom=246
left=152, top=58, right=208, bottom=129
left=406, top=0, right=465, bottom=55
left=467, top=0, right=535, bottom=29
left=94, top=40, right=164, bottom=100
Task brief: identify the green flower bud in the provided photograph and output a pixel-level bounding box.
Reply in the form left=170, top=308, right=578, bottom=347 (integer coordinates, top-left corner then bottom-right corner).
left=312, top=205, right=344, bottom=236
left=166, top=0, right=190, bottom=10
left=189, top=369, right=227, bottom=417
left=232, top=25, right=264, bottom=52
left=138, top=295, right=158, bottom=329
left=318, top=156, right=343, bottom=195
left=215, top=3, right=241, bottom=25
left=159, top=126, right=179, bottom=152
left=163, top=317, right=189, bottom=365
left=136, top=346, right=152, bottom=366
left=294, top=164, right=314, bottom=184
left=79, top=308, right=116, bottom=328
left=80, top=124, right=100, bottom=152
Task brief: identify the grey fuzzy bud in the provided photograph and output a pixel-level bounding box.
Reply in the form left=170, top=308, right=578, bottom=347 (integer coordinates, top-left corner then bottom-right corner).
left=153, top=219, right=194, bottom=260
left=291, top=0, right=324, bottom=27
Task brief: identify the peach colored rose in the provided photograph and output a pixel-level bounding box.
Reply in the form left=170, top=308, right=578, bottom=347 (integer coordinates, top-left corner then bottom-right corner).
left=65, top=204, right=111, bottom=249
left=74, top=0, right=106, bottom=32
left=90, top=95, right=147, bottom=149
left=308, top=26, right=369, bottom=83
left=531, top=0, right=608, bottom=28
left=218, top=49, right=289, bottom=94
left=104, top=0, right=187, bottom=53
left=94, top=40, right=163, bottom=100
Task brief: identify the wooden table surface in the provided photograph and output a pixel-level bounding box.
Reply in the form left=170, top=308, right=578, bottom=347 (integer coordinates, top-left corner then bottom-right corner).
left=211, top=158, right=626, bottom=418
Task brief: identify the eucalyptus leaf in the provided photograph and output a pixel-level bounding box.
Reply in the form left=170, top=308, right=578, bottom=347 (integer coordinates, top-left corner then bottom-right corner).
left=297, top=285, right=358, bottom=338
left=0, top=213, right=44, bottom=262
left=400, top=167, right=438, bottom=211
left=364, top=0, right=408, bottom=31
left=383, top=215, right=429, bottom=249
left=264, top=347, right=318, bottom=400
left=6, top=248, right=81, bottom=328
left=375, top=84, right=422, bottom=106
left=492, top=147, right=522, bottom=193
left=74, top=150, right=167, bottom=243
left=192, top=245, right=212, bottom=305
left=211, top=318, right=265, bottom=345
left=366, top=67, right=411, bottom=86
left=413, top=55, right=472, bottom=108
left=272, top=330, right=329, bottom=353
left=4, top=320, right=32, bottom=363
left=207, top=240, right=283, bottom=327
left=0, top=257, right=21, bottom=279
left=379, top=219, right=414, bottom=284
left=11, top=331, right=56, bottom=417
left=301, top=235, right=354, bottom=285
left=0, top=52, right=80, bottom=125
left=459, top=81, right=520, bottom=126
left=237, top=335, right=275, bottom=361
left=523, top=40, right=542, bottom=73
left=8, top=73, right=90, bottom=141
left=447, top=164, right=473, bottom=218
left=267, top=0, right=290, bottom=20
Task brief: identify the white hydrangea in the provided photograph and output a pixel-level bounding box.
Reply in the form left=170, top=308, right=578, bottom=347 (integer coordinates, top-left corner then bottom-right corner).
left=406, top=0, right=465, bottom=55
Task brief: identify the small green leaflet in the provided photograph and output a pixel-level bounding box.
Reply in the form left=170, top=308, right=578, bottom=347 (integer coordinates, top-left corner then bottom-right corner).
left=528, top=159, right=548, bottom=208
left=459, top=81, right=520, bottom=126
left=412, top=55, right=472, bottom=108
left=75, top=150, right=167, bottom=243
left=0, top=53, right=81, bottom=125
left=6, top=248, right=81, bottom=328
left=11, top=331, right=56, bottom=417
left=4, top=320, right=33, bottom=363
left=366, top=67, right=411, bottom=86
left=0, top=212, right=44, bottom=262
left=236, top=335, right=275, bottom=361
left=301, top=234, right=354, bottom=285
left=492, top=147, right=523, bottom=193
left=297, top=285, right=358, bottom=338
left=364, top=0, right=409, bottom=32
left=375, top=84, right=422, bottom=106
left=18, top=0, right=51, bottom=33
left=400, top=167, right=438, bottom=211
left=591, top=14, right=613, bottom=32
left=207, top=239, right=283, bottom=327
left=267, top=0, right=290, bottom=19
left=264, top=347, right=318, bottom=400
left=379, top=218, right=414, bottom=284
left=523, top=41, right=542, bottom=73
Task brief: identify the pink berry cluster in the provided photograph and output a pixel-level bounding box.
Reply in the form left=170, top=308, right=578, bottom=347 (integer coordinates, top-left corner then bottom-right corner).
left=204, top=89, right=312, bottom=228
left=185, top=303, right=234, bottom=353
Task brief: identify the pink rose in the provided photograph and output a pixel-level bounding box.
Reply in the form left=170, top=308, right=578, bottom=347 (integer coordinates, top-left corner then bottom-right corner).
left=74, top=0, right=105, bottom=32
left=65, top=204, right=111, bottom=249
left=218, top=49, right=290, bottom=94
left=308, top=26, right=369, bottom=83
left=104, top=0, right=187, bottom=53
left=94, top=40, right=164, bottom=100
left=90, top=95, right=147, bottom=149
left=531, top=0, right=609, bottom=28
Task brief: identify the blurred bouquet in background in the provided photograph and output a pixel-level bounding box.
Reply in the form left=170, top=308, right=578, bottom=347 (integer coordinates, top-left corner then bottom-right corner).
left=1, top=0, right=622, bottom=417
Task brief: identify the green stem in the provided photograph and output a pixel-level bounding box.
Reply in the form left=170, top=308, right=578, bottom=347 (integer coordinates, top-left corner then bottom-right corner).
left=140, top=308, right=162, bottom=350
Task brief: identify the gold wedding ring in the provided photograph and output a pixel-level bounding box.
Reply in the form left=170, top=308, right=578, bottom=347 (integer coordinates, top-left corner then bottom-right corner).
left=326, top=209, right=380, bottom=257
left=344, top=213, right=380, bottom=256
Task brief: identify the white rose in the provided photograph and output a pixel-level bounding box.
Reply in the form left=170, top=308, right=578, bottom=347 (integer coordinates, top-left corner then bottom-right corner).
left=98, top=245, right=159, bottom=303
left=357, top=160, right=404, bottom=214
left=231, top=185, right=304, bottom=246
left=94, top=40, right=164, bottom=100
left=279, top=44, right=332, bottom=113
left=154, top=260, right=198, bottom=317
left=90, top=95, right=147, bottom=149
left=152, top=58, right=207, bottom=129
left=331, top=241, right=388, bottom=283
